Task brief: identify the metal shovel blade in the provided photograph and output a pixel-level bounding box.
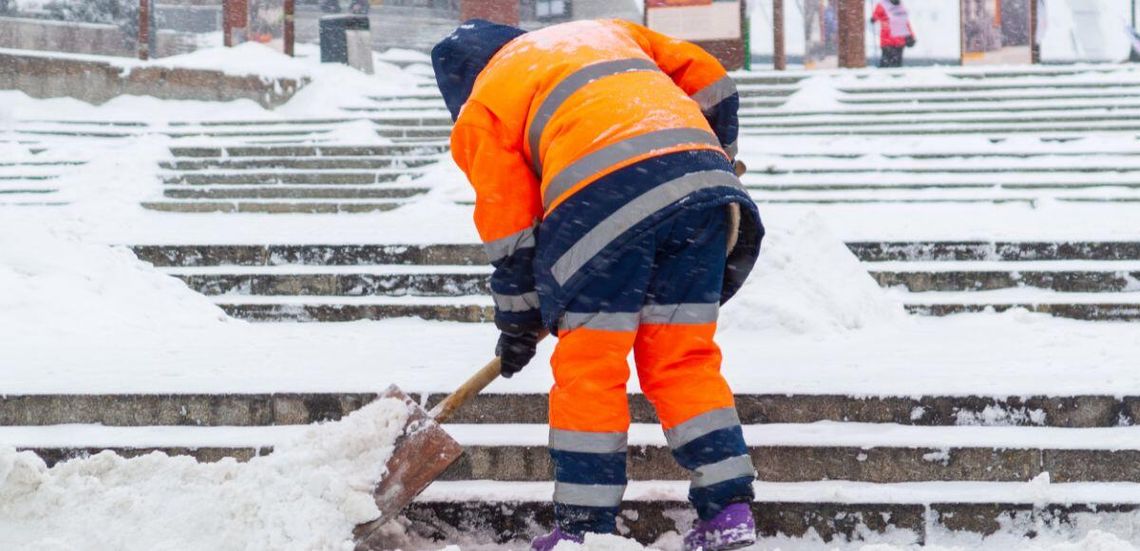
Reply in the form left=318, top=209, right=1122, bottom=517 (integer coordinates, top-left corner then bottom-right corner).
left=353, top=385, right=463, bottom=551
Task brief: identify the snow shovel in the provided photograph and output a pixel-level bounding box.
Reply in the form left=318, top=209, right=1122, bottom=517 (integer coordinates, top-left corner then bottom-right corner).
left=353, top=341, right=539, bottom=550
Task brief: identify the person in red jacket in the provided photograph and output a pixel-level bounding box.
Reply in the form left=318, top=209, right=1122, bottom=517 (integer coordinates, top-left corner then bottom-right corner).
left=871, top=0, right=916, bottom=68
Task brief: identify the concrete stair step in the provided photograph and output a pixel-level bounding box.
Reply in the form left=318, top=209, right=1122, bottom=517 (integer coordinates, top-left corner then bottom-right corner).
left=871, top=268, right=1140, bottom=293
left=374, top=127, right=453, bottom=138
left=744, top=165, right=1140, bottom=175
left=166, top=118, right=352, bottom=128
left=2, top=392, right=1124, bottom=427
left=847, top=242, right=1140, bottom=262
left=840, top=81, right=1140, bottom=95
left=160, top=156, right=439, bottom=171
left=0, top=174, right=57, bottom=181
left=947, top=67, right=1140, bottom=79
left=168, top=145, right=448, bottom=158
left=0, top=160, right=84, bottom=167
left=166, top=265, right=1140, bottom=296
left=405, top=480, right=1140, bottom=544
left=729, top=74, right=809, bottom=86
left=740, top=122, right=1140, bottom=136
left=841, top=91, right=1140, bottom=105
left=0, top=189, right=57, bottom=196
left=130, top=243, right=485, bottom=267
left=169, top=266, right=489, bottom=296
left=742, top=101, right=1140, bottom=118
left=214, top=296, right=494, bottom=322
left=906, top=302, right=1140, bottom=321
left=161, top=171, right=425, bottom=185
left=745, top=182, right=1140, bottom=191
left=14, top=423, right=1140, bottom=483
left=757, top=150, right=1140, bottom=160
left=131, top=242, right=1140, bottom=267
left=742, top=112, right=1140, bottom=129
left=737, top=98, right=788, bottom=109
left=140, top=201, right=404, bottom=214
left=164, top=128, right=336, bottom=139
left=161, top=186, right=429, bottom=200
left=752, top=191, right=1140, bottom=205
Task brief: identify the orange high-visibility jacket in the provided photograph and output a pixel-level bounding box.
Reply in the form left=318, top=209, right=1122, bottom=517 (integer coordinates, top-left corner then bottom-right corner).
left=432, top=19, right=763, bottom=333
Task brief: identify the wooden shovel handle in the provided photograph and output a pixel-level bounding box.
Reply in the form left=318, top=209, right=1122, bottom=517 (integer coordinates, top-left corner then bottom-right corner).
left=429, top=356, right=502, bottom=423
left=429, top=332, right=549, bottom=423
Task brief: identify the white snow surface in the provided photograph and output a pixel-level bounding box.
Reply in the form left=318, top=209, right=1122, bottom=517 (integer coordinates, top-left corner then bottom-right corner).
left=0, top=398, right=410, bottom=550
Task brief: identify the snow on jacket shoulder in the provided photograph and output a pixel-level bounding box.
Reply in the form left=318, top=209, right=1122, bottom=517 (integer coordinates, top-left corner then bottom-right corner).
left=433, top=19, right=763, bottom=333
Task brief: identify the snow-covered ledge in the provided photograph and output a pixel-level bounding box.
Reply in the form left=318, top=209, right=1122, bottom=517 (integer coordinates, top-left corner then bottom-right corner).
left=0, top=45, right=310, bottom=108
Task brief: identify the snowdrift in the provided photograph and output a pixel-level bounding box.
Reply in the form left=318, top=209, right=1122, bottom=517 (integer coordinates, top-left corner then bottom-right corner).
left=0, top=399, right=409, bottom=550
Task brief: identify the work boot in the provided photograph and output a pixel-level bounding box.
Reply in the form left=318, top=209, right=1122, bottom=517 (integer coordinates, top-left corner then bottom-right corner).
left=530, top=527, right=584, bottom=550
left=683, top=502, right=757, bottom=551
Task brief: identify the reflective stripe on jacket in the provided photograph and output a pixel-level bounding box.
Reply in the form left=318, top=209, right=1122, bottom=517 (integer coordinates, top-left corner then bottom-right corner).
left=437, top=19, right=762, bottom=333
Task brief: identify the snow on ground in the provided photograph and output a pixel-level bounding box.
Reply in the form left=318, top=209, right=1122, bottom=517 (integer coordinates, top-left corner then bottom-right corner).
left=5, top=46, right=1140, bottom=549
left=0, top=398, right=409, bottom=550
left=2, top=54, right=1140, bottom=395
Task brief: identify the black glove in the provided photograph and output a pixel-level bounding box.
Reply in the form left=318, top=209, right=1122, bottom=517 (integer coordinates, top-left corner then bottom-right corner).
left=496, top=330, right=539, bottom=378
left=906, top=36, right=916, bottom=48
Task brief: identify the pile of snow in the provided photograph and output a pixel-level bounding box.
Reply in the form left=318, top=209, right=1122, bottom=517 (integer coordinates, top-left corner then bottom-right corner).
left=0, top=398, right=409, bottom=550
left=721, top=213, right=906, bottom=335
left=137, top=42, right=312, bottom=80
left=0, top=223, right=229, bottom=339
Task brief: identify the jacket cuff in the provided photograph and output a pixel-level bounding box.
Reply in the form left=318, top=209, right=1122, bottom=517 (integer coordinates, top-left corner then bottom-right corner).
left=495, top=307, right=544, bottom=334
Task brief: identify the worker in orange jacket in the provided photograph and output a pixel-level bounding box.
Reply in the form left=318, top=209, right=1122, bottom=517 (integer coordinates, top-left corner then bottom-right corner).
left=432, top=18, right=764, bottom=550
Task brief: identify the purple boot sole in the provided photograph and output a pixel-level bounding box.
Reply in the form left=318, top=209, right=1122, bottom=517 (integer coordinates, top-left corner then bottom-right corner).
left=683, top=502, right=757, bottom=551
left=531, top=527, right=584, bottom=550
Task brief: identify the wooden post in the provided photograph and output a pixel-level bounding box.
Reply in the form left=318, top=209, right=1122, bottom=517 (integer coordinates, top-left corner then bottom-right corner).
left=836, top=0, right=865, bottom=68
left=223, top=0, right=248, bottom=47
left=1029, top=0, right=1039, bottom=64
left=138, top=0, right=149, bottom=60
left=959, top=0, right=965, bottom=65
left=284, top=0, right=295, bottom=56
left=460, top=0, right=519, bottom=26
left=773, top=0, right=786, bottom=70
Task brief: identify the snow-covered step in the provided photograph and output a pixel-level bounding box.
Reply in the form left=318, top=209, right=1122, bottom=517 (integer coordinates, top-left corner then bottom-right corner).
left=743, top=98, right=1140, bottom=118
left=748, top=188, right=1140, bottom=205
left=740, top=119, right=1140, bottom=136
left=15, top=422, right=1140, bottom=484
left=161, top=186, right=430, bottom=200
left=869, top=262, right=1140, bottom=293
left=168, top=144, right=449, bottom=158
left=140, top=200, right=405, bottom=214
left=757, top=150, right=1140, bottom=161
left=130, top=243, right=485, bottom=267
left=4, top=392, right=1125, bottom=428
left=742, top=110, right=1140, bottom=130
left=212, top=294, right=494, bottom=322
left=847, top=241, right=1140, bottom=262
left=736, top=98, right=789, bottom=109
left=839, top=80, right=1140, bottom=95
left=899, top=291, right=1140, bottom=321
left=161, top=156, right=439, bottom=171
left=406, top=480, right=1140, bottom=545
left=167, top=264, right=490, bottom=297
left=161, top=169, right=428, bottom=185
left=729, top=74, right=808, bottom=86
left=840, top=90, right=1140, bottom=105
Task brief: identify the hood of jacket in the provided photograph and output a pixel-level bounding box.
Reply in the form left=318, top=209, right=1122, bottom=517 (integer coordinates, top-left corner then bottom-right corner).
left=431, top=19, right=527, bottom=122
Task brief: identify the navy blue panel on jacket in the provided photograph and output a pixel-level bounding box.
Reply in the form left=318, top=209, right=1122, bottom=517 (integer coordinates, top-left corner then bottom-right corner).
left=431, top=19, right=527, bottom=122
left=706, top=92, right=741, bottom=157
left=535, top=149, right=764, bottom=333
